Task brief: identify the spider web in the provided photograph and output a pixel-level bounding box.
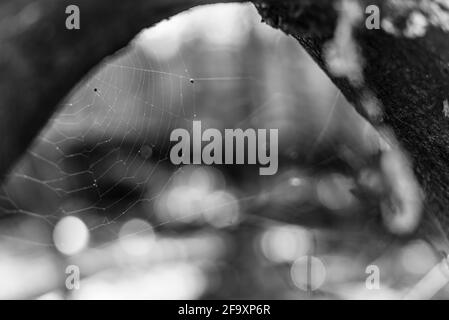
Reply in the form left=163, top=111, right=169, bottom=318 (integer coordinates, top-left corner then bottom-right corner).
left=0, top=3, right=410, bottom=300
left=0, top=3, right=298, bottom=245
left=2, top=33, right=197, bottom=232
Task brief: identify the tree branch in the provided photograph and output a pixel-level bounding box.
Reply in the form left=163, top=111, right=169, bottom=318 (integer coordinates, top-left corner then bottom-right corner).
left=256, top=0, right=449, bottom=237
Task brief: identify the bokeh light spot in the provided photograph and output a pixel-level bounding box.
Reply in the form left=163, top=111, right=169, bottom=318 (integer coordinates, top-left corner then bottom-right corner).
left=53, top=216, right=89, bottom=256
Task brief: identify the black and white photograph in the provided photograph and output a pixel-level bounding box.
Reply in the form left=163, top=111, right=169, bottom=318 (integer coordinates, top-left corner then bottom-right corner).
left=1, top=0, right=449, bottom=307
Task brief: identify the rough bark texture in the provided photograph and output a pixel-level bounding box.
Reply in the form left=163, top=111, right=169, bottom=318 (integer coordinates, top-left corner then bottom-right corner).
left=255, top=0, right=449, bottom=240
left=2, top=0, right=449, bottom=238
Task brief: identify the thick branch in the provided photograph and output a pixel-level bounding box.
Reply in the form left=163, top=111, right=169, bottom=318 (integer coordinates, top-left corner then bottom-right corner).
left=256, top=0, right=449, bottom=236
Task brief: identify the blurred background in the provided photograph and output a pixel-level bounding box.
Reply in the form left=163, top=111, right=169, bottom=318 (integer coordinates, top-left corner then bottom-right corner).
left=0, top=3, right=446, bottom=299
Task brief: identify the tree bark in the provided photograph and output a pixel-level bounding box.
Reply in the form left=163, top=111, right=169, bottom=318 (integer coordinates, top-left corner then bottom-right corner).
left=255, top=0, right=449, bottom=239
